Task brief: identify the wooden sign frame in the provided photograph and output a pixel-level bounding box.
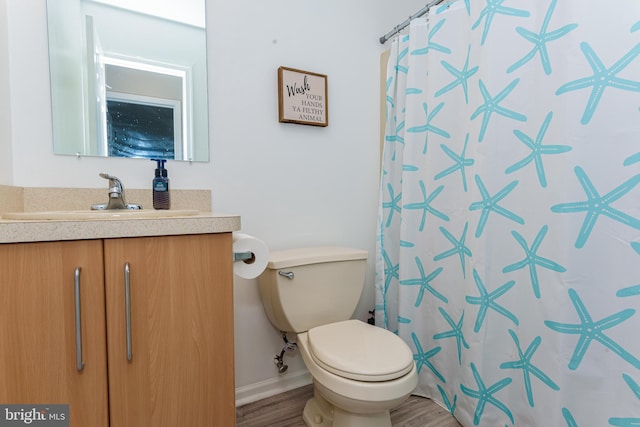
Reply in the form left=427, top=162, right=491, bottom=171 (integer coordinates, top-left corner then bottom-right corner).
left=278, top=66, right=328, bottom=127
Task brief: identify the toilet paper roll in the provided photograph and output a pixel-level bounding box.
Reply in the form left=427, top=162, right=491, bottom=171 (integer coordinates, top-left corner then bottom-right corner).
left=232, top=233, right=269, bottom=279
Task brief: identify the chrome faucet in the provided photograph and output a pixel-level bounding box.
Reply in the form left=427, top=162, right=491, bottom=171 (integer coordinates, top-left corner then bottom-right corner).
left=91, top=173, right=142, bottom=210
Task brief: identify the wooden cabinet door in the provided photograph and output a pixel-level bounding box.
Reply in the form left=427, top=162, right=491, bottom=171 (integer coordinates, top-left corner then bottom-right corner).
left=104, top=234, right=235, bottom=427
left=0, top=240, right=109, bottom=426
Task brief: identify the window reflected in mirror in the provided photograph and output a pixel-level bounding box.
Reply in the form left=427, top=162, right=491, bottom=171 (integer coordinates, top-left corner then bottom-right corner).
left=46, top=0, right=209, bottom=162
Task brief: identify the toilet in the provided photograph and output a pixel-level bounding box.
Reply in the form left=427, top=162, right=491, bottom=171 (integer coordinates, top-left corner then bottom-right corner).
left=258, top=247, right=418, bottom=427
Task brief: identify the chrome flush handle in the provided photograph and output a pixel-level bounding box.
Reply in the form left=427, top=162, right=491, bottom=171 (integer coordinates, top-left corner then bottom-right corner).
left=278, top=271, right=294, bottom=280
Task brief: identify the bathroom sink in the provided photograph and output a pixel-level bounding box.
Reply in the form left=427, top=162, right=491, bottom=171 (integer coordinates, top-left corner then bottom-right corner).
left=1, top=209, right=200, bottom=221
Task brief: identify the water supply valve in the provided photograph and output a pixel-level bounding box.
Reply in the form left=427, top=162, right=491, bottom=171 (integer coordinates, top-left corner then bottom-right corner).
left=273, top=332, right=298, bottom=374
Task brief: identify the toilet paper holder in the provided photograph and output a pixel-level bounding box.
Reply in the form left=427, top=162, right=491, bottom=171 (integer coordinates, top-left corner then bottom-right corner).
left=233, top=251, right=256, bottom=264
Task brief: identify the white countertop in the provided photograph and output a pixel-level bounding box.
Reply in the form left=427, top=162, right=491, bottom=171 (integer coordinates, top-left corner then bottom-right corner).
left=0, top=212, right=241, bottom=244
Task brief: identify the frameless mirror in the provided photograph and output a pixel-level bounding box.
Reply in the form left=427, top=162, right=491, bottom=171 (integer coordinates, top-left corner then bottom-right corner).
left=46, top=0, right=209, bottom=162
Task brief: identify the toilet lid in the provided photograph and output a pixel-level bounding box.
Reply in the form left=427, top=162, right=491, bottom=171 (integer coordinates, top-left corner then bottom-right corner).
left=307, top=320, right=414, bottom=382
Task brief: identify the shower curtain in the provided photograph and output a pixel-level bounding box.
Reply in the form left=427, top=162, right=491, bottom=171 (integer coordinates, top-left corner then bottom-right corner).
left=376, top=1, right=640, bottom=426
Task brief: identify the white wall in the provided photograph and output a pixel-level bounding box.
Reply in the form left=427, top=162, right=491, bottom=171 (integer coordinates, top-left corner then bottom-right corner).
left=2, top=0, right=426, bottom=403
left=0, top=0, right=13, bottom=183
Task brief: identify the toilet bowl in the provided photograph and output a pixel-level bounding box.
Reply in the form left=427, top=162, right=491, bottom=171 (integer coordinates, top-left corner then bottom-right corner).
left=296, top=320, right=418, bottom=427
left=258, top=247, right=418, bottom=427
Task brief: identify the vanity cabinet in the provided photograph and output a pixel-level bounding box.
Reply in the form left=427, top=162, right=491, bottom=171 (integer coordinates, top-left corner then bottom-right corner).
left=0, top=239, right=109, bottom=426
left=0, top=233, right=235, bottom=426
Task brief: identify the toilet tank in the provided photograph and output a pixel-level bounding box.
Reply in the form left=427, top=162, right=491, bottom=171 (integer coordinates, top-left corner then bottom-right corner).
left=258, top=247, right=368, bottom=333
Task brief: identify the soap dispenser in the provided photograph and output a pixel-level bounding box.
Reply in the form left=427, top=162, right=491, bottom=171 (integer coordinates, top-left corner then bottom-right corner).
left=152, top=159, right=170, bottom=210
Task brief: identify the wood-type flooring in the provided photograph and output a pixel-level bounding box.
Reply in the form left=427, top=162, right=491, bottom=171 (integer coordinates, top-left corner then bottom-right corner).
left=236, top=384, right=462, bottom=427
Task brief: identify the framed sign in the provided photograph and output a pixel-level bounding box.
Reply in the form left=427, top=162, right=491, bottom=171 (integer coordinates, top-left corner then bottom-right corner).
left=278, top=66, right=328, bottom=127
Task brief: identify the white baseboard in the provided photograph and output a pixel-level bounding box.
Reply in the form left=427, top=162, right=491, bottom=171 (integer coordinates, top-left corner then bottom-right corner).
left=235, top=370, right=313, bottom=407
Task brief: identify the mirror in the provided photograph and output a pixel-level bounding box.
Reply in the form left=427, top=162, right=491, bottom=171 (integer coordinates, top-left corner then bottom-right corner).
left=46, top=0, right=209, bottom=162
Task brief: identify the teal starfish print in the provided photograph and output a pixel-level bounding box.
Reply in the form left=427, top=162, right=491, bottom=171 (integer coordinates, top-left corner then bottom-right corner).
left=556, top=42, right=640, bottom=124
left=563, top=407, right=579, bottom=427
left=609, top=387, right=640, bottom=427
left=374, top=300, right=388, bottom=329
left=385, top=77, right=395, bottom=116
left=433, top=307, right=470, bottom=365
left=394, top=47, right=409, bottom=74
left=460, top=362, right=514, bottom=425
left=633, top=241, right=640, bottom=255
left=471, top=78, right=527, bottom=142
left=403, top=164, right=419, bottom=175
left=398, top=316, right=412, bottom=325
left=472, top=0, right=530, bottom=45
left=500, top=329, right=560, bottom=407
left=400, top=257, right=448, bottom=306
left=469, top=175, right=524, bottom=238
left=550, top=167, right=640, bottom=248
left=378, top=248, right=398, bottom=328
left=400, top=239, right=415, bottom=248
left=384, top=115, right=405, bottom=146
left=617, top=285, right=640, bottom=298
left=373, top=297, right=388, bottom=329
left=411, top=19, right=451, bottom=56
left=505, top=112, right=572, bottom=188
left=624, top=152, right=640, bottom=166
left=466, top=269, right=519, bottom=333
left=437, top=384, right=457, bottom=415
left=507, top=0, right=577, bottom=75
left=434, top=222, right=472, bottom=278
left=435, top=46, right=479, bottom=104
left=545, top=288, right=640, bottom=370
left=436, top=0, right=471, bottom=16
left=632, top=21, right=640, bottom=33
left=408, top=102, right=451, bottom=154
left=610, top=417, right=640, bottom=426
left=462, top=0, right=470, bottom=15
left=404, top=181, right=450, bottom=232
left=382, top=183, right=401, bottom=228
left=435, top=134, right=475, bottom=192
left=502, top=225, right=566, bottom=299
left=622, top=373, right=640, bottom=400
left=411, top=332, right=445, bottom=382
left=381, top=248, right=399, bottom=294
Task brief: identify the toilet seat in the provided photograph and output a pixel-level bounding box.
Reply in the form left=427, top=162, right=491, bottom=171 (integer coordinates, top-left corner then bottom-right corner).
left=307, top=319, right=414, bottom=382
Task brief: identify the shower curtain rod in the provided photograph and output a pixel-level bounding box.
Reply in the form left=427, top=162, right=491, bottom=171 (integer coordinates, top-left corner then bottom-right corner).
left=379, top=0, right=446, bottom=44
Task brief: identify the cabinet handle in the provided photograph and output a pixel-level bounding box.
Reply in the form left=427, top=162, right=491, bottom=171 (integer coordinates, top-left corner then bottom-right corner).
left=74, top=267, right=85, bottom=372
left=125, top=262, right=133, bottom=362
